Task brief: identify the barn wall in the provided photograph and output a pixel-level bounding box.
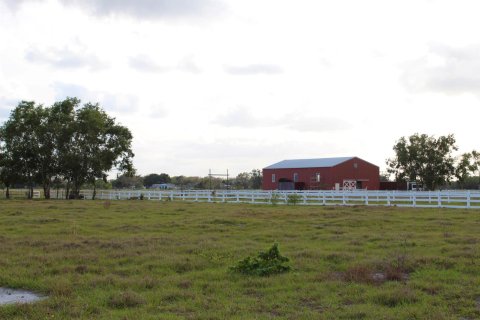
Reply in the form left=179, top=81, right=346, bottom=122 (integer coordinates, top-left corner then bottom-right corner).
left=262, top=157, right=380, bottom=190
left=331, top=157, right=380, bottom=190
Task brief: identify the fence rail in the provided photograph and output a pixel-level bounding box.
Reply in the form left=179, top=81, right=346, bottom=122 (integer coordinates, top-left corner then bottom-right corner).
left=2, top=189, right=479, bottom=209
left=78, top=189, right=480, bottom=209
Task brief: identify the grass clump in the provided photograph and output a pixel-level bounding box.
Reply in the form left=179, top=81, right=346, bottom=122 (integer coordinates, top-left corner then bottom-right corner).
left=108, top=291, right=146, bottom=308
left=230, top=243, right=291, bottom=276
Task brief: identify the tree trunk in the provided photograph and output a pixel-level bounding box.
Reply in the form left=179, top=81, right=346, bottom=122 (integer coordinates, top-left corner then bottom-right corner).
left=92, top=183, right=97, bottom=200
left=6, top=186, right=10, bottom=199
left=43, top=181, right=51, bottom=199
left=65, top=181, right=71, bottom=200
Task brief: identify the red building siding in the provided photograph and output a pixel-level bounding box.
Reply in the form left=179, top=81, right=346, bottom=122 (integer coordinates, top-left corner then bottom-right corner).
left=262, top=157, right=379, bottom=190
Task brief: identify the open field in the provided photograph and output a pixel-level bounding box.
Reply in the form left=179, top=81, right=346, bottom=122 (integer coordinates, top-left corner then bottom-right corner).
left=0, top=200, right=479, bottom=319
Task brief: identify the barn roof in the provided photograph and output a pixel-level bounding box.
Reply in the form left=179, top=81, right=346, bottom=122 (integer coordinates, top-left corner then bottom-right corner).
left=264, top=157, right=355, bottom=169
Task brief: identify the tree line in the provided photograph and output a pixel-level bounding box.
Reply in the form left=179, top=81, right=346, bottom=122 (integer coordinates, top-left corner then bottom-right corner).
left=0, top=98, right=134, bottom=199
left=108, top=169, right=263, bottom=190
left=386, top=133, right=480, bottom=190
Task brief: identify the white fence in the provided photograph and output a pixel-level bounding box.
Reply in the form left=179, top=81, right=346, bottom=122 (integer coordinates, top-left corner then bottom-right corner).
left=78, top=189, right=480, bottom=209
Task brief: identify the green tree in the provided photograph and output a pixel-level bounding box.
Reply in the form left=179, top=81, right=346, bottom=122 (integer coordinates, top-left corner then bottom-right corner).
left=0, top=101, right=43, bottom=198
left=454, top=152, right=477, bottom=189
left=111, top=174, right=144, bottom=189
left=250, top=169, right=262, bottom=189
left=386, top=133, right=457, bottom=190
left=143, top=173, right=171, bottom=187
left=48, top=97, right=80, bottom=199
left=472, top=150, right=480, bottom=186
left=64, top=103, right=134, bottom=198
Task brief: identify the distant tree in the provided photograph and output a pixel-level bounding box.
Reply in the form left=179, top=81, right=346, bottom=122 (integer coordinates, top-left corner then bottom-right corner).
left=111, top=174, right=144, bottom=189
left=143, top=173, right=171, bottom=187
left=233, top=169, right=263, bottom=189
left=234, top=172, right=251, bottom=189
left=386, top=133, right=457, bottom=190
left=472, top=150, right=480, bottom=186
left=379, top=172, right=391, bottom=182
left=454, top=153, right=476, bottom=189
left=250, top=169, right=262, bottom=189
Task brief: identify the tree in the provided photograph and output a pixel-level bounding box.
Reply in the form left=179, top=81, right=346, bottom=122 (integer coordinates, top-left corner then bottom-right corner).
left=386, top=133, right=457, bottom=190
left=472, top=150, right=480, bottom=186
left=0, top=101, right=44, bottom=198
left=111, top=174, right=144, bottom=189
left=454, top=152, right=477, bottom=189
left=0, top=97, right=135, bottom=199
left=64, top=102, right=134, bottom=199
left=233, top=169, right=263, bottom=189
left=143, top=173, right=171, bottom=187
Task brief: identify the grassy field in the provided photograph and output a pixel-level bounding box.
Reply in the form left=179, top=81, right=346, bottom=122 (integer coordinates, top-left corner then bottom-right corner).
left=0, top=200, right=479, bottom=319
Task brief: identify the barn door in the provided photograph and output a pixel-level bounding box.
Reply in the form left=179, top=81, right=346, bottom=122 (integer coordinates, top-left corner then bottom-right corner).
left=343, top=179, right=356, bottom=191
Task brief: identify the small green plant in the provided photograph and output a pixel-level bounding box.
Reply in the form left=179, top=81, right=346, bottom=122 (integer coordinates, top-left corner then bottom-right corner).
left=270, top=192, right=281, bottom=205
left=287, top=194, right=302, bottom=205
left=230, top=243, right=291, bottom=276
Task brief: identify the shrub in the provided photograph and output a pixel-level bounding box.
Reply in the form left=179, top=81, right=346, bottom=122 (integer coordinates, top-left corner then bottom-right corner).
left=230, top=243, right=291, bottom=276
left=287, top=194, right=302, bottom=205
left=270, top=192, right=281, bottom=205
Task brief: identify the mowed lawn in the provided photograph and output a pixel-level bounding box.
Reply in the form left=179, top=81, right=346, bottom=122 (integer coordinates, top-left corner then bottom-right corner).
left=0, top=200, right=479, bottom=319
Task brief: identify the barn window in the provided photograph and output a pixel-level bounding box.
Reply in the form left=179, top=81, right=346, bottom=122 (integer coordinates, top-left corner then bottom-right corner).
left=293, top=173, right=298, bottom=182
left=316, top=173, right=321, bottom=182
left=272, top=174, right=276, bottom=183
left=353, top=163, right=358, bottom=168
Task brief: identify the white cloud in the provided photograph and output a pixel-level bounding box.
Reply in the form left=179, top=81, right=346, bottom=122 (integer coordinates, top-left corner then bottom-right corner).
left=224, top=64, right=283, bottom=75
left=1, top=0, right=224, bottom=20
left=402, top=44, right=480, bottom=95
left=53, top=82, right=139, bottom=114
left=25, top=46, right=106, bottom=70
left=129, top=55, right=170, bottom=73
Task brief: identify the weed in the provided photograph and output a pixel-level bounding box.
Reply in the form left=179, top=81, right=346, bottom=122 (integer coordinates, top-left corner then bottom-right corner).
left=270, top=192, right=281, bottom=205
left=108, top=291, right=146, bottom=308
left=372, top=287, right=418, bottom=307
left=103, top=200, right=111, bottom=209
left=230, top=243, right=291, bottom=276
left=287, top=194, right=302, bottom=205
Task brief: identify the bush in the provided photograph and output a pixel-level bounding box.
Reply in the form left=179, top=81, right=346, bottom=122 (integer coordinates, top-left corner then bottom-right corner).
left=230, top=243, right=291, bottom=276
left=270, top=192, right=281, bottom=205
left=287, top=194, right=302, bottom=205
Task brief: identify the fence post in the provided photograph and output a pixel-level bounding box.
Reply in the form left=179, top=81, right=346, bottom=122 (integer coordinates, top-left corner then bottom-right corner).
left=437, top=191, right=441, bottom=208
left=386, top=193, right=390, bottom=206
left=413, top=193, right=416, bottom=207
left=365, top=193, right=369, bottom=205
left=467, top=191, right=471, bottom=208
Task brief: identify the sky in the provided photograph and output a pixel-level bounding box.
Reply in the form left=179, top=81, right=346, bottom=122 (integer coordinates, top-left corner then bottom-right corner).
left=0, top=0, right=479, bottom=177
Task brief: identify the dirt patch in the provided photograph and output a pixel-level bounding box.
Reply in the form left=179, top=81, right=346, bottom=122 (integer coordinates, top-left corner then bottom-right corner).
left=0, top=287, right=46, bottom=305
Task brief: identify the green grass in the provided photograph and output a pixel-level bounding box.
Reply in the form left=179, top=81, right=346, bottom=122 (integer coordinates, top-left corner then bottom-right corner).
left=0, top=200, right=479, bottom=319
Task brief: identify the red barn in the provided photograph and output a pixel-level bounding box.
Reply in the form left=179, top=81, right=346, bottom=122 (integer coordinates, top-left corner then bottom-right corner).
left=262, top=157, right=379, bottom=190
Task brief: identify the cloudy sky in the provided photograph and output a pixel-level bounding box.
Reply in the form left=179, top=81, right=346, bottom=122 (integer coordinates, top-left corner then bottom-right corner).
left=1, top=0, right=479, bottom=177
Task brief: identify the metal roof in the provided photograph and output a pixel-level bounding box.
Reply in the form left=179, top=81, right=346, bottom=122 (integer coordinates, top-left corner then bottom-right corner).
left=264, top=157, right=355, bottom=169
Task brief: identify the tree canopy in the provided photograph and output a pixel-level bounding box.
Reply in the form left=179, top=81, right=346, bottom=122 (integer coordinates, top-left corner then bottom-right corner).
left=386, top=133, right=478, bottom=190
left=0, top=98, right=134, bottom=199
